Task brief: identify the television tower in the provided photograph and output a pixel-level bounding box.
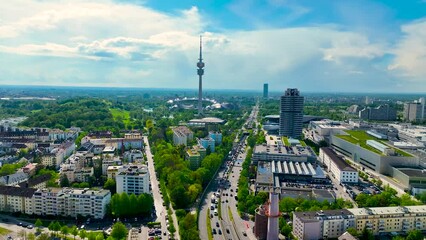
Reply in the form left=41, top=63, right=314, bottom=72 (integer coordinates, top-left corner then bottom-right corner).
left=197, top=35, right=205, bottom=116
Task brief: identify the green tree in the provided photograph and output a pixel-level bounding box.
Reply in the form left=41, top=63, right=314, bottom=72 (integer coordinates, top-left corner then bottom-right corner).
left=346, top=227, right=358, bottom=237
left=71, top=226, right=78, bottom=240
left=103, top=178, right=116, bottom=194
left=406, top=230, right=424, bottom=240
left=96, top=233, right=104, bottom=240
left=60, top=226, right=69, bottom=237
left=359, top=227, right=374, bottom=240
left=111, top=222, right=128, bottom=240
left=35, top=219, right=43, bottom=234
left=79, top=229, right=87, bottom=240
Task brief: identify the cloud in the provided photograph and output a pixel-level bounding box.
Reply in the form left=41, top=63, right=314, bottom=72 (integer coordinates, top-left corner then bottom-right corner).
left=0, top=0, right=422, bottom=92
left=388, top=19, right=426, bottom=81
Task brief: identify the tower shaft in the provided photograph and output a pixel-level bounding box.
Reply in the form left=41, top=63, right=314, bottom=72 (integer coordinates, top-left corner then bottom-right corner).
left=197, top=36, right=205, bottom=116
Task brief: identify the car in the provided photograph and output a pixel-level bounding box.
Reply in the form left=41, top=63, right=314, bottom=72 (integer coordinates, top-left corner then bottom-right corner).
left=226, top=229, right=230, bottom=234
left=17, top=222, right=23, bottom=226
left=212, top=229, right=217, bottom=235
left=218, top=229, right=222, bottom=235
left=21, top=223, right=28, bottom=228
left=80, top=225, right=85, bottom=229
left=216, top=222, right=219, bottom=227
left=26, top=225, right=33, bottom=229
left=242, top=231, right=247, bottom=236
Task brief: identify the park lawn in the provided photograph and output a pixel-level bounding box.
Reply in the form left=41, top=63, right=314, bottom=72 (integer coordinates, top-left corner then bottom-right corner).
left=109, top=108, right=131, bottom=126
left=0, top=227, right=11, bottom=235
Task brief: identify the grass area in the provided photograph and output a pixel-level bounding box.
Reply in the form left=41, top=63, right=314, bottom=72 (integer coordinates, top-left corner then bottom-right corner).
left=109, top=108, right=131, bottom=127
left=337, top=130, right=414, bottom=157
left=299, top=140, right=307, bottom=147
left=282, top=137, right=290, bottom=146
left=206, top=209, right=213, bottom=240
left=336, top=130, right=384, bottom=155
left=0, top=227, right=11, bottom=235
left=228, top=206, right=234, bottom=222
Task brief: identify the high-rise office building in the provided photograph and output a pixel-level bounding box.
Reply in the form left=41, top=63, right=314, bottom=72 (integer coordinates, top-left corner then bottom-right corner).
left=279, top=88, right=304, bottom=138
left=263, top=83, right=268, bottom=99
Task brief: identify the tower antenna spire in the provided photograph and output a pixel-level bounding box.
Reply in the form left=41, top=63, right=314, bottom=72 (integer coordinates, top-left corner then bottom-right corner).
left=199, top=35, right=203, bottom=61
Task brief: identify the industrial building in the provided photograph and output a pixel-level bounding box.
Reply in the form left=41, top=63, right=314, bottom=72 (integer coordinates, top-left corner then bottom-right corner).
left=330, top=131, right=419, bottom=175
left=252, top=144, right=317, bottom=165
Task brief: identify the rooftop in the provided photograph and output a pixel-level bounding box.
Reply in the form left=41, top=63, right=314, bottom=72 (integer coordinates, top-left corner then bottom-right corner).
left=0, top=185, right=37, bottom=198
left=336, top=130, right=413, bottom=157
left=294, top=209, right=354, bottom=222
left=321, top=147, right=356, bottom=172
left=349, top=205, right=426, bottom=216
left=395, top=167, right=426, bottom=178
left=254, top=144, right=315, bottom=157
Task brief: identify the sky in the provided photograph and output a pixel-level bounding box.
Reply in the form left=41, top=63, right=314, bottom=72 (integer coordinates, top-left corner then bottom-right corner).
left=1, top=0, right=426, bottom=92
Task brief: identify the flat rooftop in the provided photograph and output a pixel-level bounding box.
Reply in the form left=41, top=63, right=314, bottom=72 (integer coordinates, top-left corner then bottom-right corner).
left=349, top=205, right=426, bottom=216
left=294, top=209, right=354, bottom=222
left=336, top=130, right=413, bottom=157
left=321, top=147, right=356, bottom=172
left=254, top=144, right=315, bottom=157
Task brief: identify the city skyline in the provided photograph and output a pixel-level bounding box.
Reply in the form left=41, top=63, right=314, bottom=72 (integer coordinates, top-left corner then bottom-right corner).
left=1, top=1, right=426, bottom=92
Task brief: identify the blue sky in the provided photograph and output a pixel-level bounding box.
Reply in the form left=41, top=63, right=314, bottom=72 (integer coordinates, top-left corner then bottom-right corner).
left=0, top=0, right=426, bottom=92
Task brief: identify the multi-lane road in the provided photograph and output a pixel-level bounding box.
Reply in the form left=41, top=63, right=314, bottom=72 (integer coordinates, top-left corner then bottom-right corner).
left=143, top=136, right=178, bottom=240
left=199, top=104, right=259, bottom=240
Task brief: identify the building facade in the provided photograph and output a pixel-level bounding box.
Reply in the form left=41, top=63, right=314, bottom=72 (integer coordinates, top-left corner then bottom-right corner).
left=404, top=102, right=425, bottom=122
left=293, top=209, right=356, bottom=240
left=279, top=88, right=304, bottom=139
left=115, top=164, right=150, bottom=195
left=33, top=188, right=111, bottom=219
left=358, top=105, right=397, bottom=121
left=349, top=206, right=426, bottom=235
left=263, top=83, right=268, bottom=99
left=319, top=147, right=358, bottom=183
left=172, top=126, right=194, bottom=146
left=0, top=186, right=36, bottom=215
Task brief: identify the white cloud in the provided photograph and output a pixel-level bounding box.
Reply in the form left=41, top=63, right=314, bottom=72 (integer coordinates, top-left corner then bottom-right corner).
left=388, top=19, right=426, bottom=80
left=0, top=0, right=412, bottom=92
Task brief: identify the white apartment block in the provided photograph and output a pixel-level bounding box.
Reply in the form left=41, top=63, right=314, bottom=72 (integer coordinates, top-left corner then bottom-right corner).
left=102, top=158, right=122, bottom=175
left=172, top=126, right=193, bottom=146
left=116, top=164, right=150, bottom=195
left=293, top=209, right=356, bottom=240
left=319, top=147, right=358, bottom=183
left=349, top=206, right=426, bottom=235
left=34, top=188, right=111, bottom=219
left=293, top=206, right=426, bottom=240
left=0, top=186, right=36, bottom=215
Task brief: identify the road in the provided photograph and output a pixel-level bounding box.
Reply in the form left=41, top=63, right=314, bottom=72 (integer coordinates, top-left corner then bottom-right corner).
left=199, top=103, right=259, bottom=240
left=143, top=136, right=176, bottom=240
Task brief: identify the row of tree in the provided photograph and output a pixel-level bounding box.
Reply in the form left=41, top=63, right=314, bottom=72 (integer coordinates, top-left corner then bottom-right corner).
left=355, top=186, right=421, bottom=207
left=109, top=192, right=153, bottom=217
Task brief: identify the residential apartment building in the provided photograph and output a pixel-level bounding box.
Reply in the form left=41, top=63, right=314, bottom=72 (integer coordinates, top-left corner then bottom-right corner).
left=33, top=188, right=111, bottom=219
left=404, top=101, right=425, bottom=122
left=319, top=147, right=358, bottom=183
left=293, top=209, right=356, bottom=240
left=293, top=206, right=426, bottom=240
left=208, top=131, right=222, bottom=145
left=349, top=206, right=426, bottom=235
left=102, top=158, right=122, bottom=175
left=359, top=105, right=397, bottom=121
left=185, top=145, right=206, bottom=170
left=0, top=186, right=36, bottom=215
left=172, top=126, right=193, bottom=146
left=279, top=88, right=304, bottom=139
left=116, top=164, right=150, bottom=195
left=199, top=137, right=215, bottom=152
